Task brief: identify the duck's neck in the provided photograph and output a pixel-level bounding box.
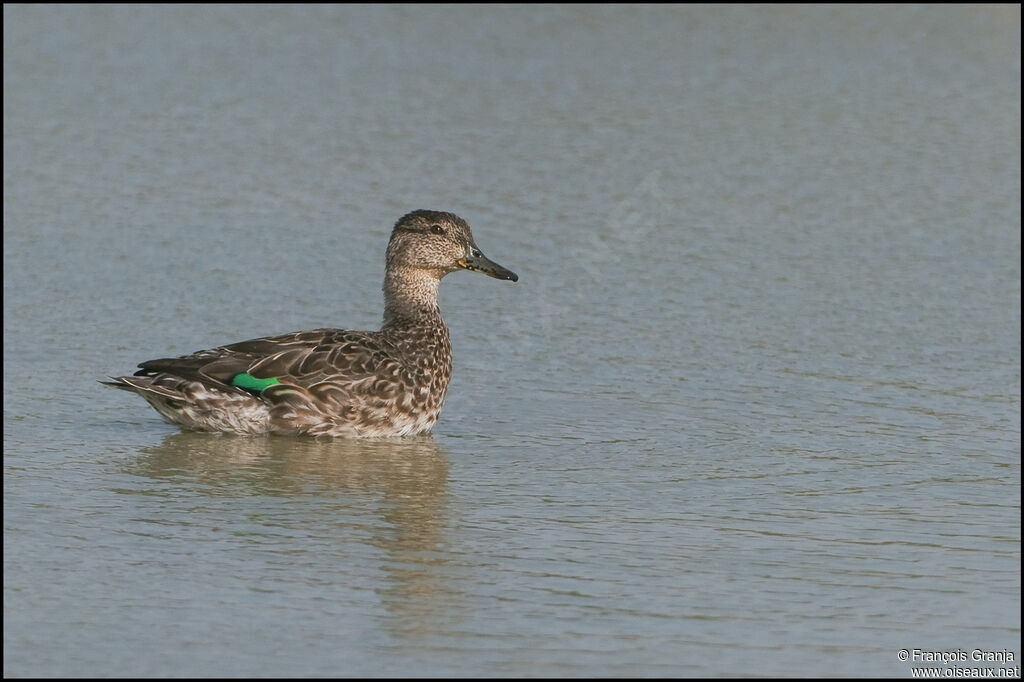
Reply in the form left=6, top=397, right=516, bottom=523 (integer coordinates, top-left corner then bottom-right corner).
left=382, top=266, right=445, bottom=328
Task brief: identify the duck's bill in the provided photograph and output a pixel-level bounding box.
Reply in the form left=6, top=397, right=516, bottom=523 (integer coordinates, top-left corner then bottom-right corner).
left=459, top=250, right=518, bottom=282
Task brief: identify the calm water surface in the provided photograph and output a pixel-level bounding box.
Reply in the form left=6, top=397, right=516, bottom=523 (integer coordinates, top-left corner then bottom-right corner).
left=4, top=5, right=1020, bottom=677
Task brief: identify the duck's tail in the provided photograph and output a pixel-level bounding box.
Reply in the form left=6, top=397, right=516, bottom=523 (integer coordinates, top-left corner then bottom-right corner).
left=100, top=375, right=184, bottom=400
left=101, top=375, right=271, bottom=434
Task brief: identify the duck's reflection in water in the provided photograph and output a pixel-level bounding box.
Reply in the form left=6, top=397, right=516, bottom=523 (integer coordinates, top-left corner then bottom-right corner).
left=122, top=432, right=455, bottom=639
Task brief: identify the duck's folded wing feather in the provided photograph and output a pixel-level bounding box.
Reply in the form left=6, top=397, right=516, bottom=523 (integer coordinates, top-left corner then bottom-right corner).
left=133, top=328, right=401, bottom=396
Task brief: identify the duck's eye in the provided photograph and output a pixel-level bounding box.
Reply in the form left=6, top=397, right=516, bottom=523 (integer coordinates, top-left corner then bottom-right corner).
left=429, top=224, right=446, bottom=235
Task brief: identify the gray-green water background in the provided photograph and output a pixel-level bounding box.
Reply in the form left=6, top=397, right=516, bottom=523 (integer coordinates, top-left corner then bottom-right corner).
left=4, top=5, right=1020, bottom=677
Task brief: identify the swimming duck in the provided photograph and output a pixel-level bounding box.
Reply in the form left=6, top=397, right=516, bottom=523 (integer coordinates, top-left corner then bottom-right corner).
left=104, top=210, right=518, bottom=437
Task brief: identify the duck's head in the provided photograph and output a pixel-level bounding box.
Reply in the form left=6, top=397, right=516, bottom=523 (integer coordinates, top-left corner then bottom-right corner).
left=386, top=210, right=518, bottom=282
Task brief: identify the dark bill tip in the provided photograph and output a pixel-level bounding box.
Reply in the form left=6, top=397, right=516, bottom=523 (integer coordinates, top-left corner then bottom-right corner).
left=459, top=252, right=519, bottom=283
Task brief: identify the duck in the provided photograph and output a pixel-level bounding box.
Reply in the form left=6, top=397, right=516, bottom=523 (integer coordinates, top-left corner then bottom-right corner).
left=104, top=210, right=518, bottom=437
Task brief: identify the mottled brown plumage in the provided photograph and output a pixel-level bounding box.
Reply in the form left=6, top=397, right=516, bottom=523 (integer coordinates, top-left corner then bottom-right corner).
left=104, top=210, right=517, bottom=437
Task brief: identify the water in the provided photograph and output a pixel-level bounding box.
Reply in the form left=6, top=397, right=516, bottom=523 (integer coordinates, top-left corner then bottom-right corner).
left=4, top=5, right=1020, bottom=677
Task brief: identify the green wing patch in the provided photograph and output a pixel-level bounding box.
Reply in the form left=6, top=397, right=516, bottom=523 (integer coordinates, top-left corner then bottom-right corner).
left=232, top=373, right=281, bottom=393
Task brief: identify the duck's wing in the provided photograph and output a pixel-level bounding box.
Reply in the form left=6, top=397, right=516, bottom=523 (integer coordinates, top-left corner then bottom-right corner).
left=132, top=328, right=403, bottom=397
